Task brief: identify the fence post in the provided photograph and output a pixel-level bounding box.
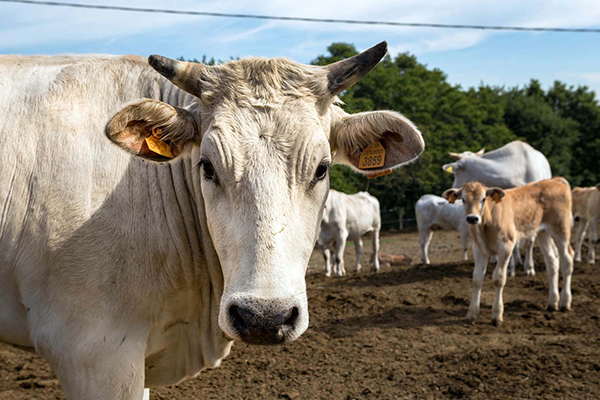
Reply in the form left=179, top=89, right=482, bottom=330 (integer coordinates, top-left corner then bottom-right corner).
left=398, top=207, right=403, bottom=231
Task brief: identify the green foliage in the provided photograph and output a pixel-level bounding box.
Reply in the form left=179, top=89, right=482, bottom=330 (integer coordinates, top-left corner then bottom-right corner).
left=310, top=43, right=600, bottom=227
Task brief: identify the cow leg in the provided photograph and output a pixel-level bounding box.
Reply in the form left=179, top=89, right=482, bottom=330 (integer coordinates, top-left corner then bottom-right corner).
left=419, top=228, right=434, bottom=265
left=466, top=244, right=488, bottom=323
left=491, top=242, right=513, bottom=326
left=143, top=389, right=150, bottom=400
left=460, top=229, right=469, bottom=261
left=523, top=238, right=536, bottom=276
left=508, top=250, right=516, bottom=278
left=549, top=230, right=574, bottom=311
left=513, top=241, right=523, bottom=267
left=354, top=238, right=363, bottom=273
left=334, top=231, right=348, bottom=277
left=574, top=219, right=588, bottom=262
left=372, top=227, right=380, bottom=272
left=537, top=230, right=560, bottom=311
left=588, top=218, right=597, bottom=264
left=322, top=247, right=332, bottom=277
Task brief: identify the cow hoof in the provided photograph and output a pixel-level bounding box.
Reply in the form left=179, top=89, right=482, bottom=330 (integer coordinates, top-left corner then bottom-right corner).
left=547, top=305, right=558, bottom=312
left=509, top=271, right=516, bottom=278
left=324, top=273, right=332, bottom=278
left=525, top=270, right=535, bottom=277
left=560, top=305, right=571, bottom=312
left=491, top=318, right=502, bottom=327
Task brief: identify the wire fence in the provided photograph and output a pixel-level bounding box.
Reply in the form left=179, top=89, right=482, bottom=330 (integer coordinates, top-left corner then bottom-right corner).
left=380, top=208, right=416, bottom=231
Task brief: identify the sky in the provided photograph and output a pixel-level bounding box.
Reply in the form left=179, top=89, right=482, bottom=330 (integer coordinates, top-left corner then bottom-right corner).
left=2, top=0, right=600, bottom=93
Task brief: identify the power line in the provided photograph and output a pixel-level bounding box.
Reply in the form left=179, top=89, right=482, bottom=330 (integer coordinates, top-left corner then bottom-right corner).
left=2, top=0, right=600, bottom=33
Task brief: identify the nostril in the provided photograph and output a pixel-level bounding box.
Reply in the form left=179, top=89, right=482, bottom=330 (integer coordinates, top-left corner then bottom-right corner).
left=284, top=307, right=299, bottom=327
left=228, top=305, right=248, bottom=335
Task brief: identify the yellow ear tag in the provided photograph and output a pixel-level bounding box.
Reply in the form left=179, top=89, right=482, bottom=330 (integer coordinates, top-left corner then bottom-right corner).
left=445, top=166, right=453, bottom=173
left=358, top=140, right=386, bottom=169
left=367, top=169, right=392, bottom=179
left=145, top=127, right=173, bottom=159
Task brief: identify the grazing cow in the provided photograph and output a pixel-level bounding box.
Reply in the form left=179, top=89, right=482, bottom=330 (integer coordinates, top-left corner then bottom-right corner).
left=443, top=141, right=552, bottom=275
left=443, top=178, right=574, bottom=326
left=572, top=185, right=600, bottom=264
left=415, top=194, right=469, bottom=265
left=318, top=190, right=381, bottom=277
left=0, top=43, right=425, bottom=399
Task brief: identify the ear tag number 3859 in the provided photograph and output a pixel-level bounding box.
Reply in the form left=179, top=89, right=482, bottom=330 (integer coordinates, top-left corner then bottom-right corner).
left=358, top=140, right=385, bottom=169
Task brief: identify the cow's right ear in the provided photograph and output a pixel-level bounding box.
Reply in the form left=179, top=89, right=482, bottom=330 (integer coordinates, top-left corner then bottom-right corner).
left=442, top=188, right=461, bottom=204
left=106, top=99, right=198, bottom=161
left=329, top=105, right=424, bottom=174
left=442, top=163, right=459, bottom=174
left=596, top=183, right=600, bottom=191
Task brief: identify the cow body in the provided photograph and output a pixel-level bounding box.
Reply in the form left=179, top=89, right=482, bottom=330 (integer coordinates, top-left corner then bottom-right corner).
left=415, top=194, right=469, bottom=265
left=0, top=46, right=424, bottom=399
left=572, top=185, right=600, bottom=264
left=318, top=190, right=381, bottom=277
left=443, top=141, right=553, bottom=276
left=443, top=178, right=574, bottom=325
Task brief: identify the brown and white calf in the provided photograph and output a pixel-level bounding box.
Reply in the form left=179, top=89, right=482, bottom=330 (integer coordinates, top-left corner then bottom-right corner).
left=443, top=178, right=574, bottom=326
left=572, top=185, right=600, bottom=264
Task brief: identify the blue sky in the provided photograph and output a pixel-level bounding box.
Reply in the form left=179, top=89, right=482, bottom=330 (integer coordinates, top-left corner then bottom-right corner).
left=2, top=0, right=600, bottom=93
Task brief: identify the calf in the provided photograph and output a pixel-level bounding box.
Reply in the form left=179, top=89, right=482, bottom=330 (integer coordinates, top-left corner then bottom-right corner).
left=318, top=190, right=381, bottom=277
left=415, top=194, right=469, bottom=265
left=443, top=178, right=574, bottom=325
left=572, top=185, right=600, bottom=264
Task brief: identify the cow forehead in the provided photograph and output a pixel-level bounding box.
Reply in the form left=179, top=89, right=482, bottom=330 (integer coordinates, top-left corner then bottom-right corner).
left=202, top=103, right=330, bottom=182
left=463, top=182, right=486, bottom=200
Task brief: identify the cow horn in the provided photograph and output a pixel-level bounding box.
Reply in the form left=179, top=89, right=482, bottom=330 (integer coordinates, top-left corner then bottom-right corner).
left=326, top=41, right=388, bottom=95
left=148, top=55, right=203, bottom=96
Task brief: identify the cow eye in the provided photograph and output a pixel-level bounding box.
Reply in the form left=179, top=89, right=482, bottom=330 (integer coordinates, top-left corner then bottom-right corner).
left=314, top=162, right=330, bottom=182
left=200, top=158, right=218, bottom=183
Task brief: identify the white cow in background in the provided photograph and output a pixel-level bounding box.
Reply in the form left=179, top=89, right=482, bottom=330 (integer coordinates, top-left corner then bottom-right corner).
left=572, top=184, right=600, bottom=264
left=416, top=195, right=469, bottom=265
left=318, top=190, right=381, bottom=277
left=442, top=141, right=552, bottom=276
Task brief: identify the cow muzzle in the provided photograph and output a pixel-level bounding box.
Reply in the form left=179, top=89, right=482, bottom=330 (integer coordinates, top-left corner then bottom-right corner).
left=466, top=215, right=480, bottom=225
left=221, top=297, right=306, bottom=345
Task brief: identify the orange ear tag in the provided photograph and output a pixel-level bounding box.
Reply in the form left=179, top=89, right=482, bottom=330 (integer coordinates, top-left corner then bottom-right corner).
left=358, top=141, right=386, bottom=169
left=367, top=169, right=392, bottom=179
left=145, top=127, right=173, bottom=159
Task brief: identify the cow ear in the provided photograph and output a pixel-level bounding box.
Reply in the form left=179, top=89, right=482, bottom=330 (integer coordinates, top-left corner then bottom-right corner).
left=329, top=106, right=424, bottom=174
left=442, top=163, right=458, bottom=174
left=596, top=183, right=600, bottom=191
left=106, top=99, right=198, bottom=161
left=442, top=188, right=461, bottom=204
left=486, top=187, right=505, bottom=203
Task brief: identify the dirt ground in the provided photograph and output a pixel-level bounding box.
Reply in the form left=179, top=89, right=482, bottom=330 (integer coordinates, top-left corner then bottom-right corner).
left=1, top=230, right=599, bottom=399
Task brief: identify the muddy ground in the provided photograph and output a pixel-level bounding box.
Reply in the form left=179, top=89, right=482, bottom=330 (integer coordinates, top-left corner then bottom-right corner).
left=1, top=230, right=599, bottom=399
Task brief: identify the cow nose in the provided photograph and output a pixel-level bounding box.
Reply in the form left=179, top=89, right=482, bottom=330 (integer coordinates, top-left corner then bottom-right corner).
left=228, top=301, right=300, bottom=345
left=466, top=215, right=480, bottom=224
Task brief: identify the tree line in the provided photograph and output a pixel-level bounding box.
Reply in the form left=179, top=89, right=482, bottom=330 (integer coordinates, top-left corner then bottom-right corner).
left=313, top=43, right=600, bottom=228
left=182, top=43, right=600, bottom=228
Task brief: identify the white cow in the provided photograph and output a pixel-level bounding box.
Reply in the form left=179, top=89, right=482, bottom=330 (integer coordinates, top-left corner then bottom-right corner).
left=416, top=195, right=469, bottom=265
left=0, top=43, right=425, bottom=399
left=442, top=141, right=552, bottom=275
left=318, top=190, right=381, bottom=277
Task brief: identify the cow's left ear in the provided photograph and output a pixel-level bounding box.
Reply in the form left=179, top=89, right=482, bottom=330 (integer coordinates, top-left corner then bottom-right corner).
left=106, top=99, right=198, bottom=161
left=486, top=187, right=506, bottom=203
left=329, top=106, right=424, bottom=173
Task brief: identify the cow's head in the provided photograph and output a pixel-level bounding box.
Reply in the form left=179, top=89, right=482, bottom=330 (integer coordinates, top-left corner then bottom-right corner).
left=106, top=42, right=424, bottom=345
left=443, top=148, right=485, bottom=188
left=443, top=181, right=504, bottom=225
